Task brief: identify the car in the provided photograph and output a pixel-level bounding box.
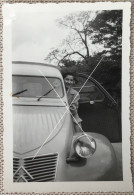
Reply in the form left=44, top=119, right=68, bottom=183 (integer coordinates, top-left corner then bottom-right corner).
left=12, top=61, right=119, bottom=182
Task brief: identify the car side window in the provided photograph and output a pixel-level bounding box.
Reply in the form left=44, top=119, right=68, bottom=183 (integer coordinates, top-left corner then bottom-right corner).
left=73, top=76, right=104, bottom=104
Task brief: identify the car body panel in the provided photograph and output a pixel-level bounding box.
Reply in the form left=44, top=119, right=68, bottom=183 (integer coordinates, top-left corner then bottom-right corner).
left=64, top=133, right=117, bottom=181
left=13, top=106, right=67, bottom=154
left=12, top=61, right=62, bottom=79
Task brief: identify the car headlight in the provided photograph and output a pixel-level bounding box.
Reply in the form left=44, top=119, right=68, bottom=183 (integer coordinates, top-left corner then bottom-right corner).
left=73, top=134, right=96, bottom=159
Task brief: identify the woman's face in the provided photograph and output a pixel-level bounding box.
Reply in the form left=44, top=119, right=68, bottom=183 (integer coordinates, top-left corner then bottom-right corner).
left=64, top=75, right=74, bottom=89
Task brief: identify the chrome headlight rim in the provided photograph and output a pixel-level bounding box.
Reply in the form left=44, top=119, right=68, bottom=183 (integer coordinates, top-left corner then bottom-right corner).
left=73, top=134, right=96, bottom=159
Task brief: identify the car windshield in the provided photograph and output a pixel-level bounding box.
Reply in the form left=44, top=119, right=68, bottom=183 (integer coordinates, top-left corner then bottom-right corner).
left=12, top=76, right=64, bottom=98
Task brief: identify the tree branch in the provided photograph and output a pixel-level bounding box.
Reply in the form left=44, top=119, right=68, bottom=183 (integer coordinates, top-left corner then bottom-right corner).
left=84, top=33, right=90, bottom=58
left=58, top=51, right=86, bottom=66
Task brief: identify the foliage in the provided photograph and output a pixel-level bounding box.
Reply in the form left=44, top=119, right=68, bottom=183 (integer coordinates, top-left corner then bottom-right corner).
left=45, top=10, right=122, bottom=103
left=45, top=11, right=102, bottom=66
left=90, top=10, right=122, bottom=59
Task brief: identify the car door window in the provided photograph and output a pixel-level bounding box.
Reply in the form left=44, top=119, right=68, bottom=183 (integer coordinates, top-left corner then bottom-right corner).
left=73, top=76, right=104, bottom=103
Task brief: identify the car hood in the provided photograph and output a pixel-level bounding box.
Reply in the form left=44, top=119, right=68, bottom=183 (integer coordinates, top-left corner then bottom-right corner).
left=13, top=105, right=66, bottom=154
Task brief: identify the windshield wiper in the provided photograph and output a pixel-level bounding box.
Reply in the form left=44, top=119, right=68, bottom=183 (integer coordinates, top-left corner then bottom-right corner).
left=12, top=89, right=28, bottom=96
left=37, top=88, right=55, bottom=101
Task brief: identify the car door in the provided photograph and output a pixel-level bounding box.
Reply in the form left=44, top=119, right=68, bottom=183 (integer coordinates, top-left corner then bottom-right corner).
left=73, top=74, right=121, bottom=142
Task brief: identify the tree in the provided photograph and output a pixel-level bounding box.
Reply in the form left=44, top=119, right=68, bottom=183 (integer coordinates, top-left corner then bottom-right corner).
left=90, top=10, right=122, bottom=60
left=89, top=10, right=122, bottom=103
left=45, top=11, right=104, bottom=67
left=45, top=10, right=122, bottom=104
left=45, top=10, right=122, bottom=67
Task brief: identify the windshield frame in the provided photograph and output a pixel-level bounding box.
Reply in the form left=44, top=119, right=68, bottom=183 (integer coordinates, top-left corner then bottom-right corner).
left=12, top=75, right=65, bottom=99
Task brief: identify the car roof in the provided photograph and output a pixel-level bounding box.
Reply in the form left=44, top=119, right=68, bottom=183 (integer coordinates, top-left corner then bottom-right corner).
left=12, top=61, right=62, bottom=78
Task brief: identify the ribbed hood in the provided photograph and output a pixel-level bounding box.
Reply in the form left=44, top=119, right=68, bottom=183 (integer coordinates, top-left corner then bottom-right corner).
left=13, top=106, right=66, bottom=154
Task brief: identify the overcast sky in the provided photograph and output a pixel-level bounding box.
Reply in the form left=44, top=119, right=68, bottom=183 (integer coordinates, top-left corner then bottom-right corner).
left=12, top=3, right=100, bottom=64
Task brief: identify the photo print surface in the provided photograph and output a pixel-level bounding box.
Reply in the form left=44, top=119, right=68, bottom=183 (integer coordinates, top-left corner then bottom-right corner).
left=12, top=7, right=122, bottom=182
left=3, top=2, right=132, bottom=193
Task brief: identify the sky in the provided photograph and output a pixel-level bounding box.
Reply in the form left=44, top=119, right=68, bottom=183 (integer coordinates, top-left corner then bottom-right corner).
left=12, top=3, right=102, bottom=65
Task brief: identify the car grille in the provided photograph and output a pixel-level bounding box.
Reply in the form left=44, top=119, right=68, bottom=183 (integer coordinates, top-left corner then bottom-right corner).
left=13, top=158, right=20, bottom=182
left=13, top=153, right=58, bottom=182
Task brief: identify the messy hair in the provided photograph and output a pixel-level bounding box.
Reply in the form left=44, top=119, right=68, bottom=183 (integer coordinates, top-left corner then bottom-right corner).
left=62, top=72, right=78, bottom=83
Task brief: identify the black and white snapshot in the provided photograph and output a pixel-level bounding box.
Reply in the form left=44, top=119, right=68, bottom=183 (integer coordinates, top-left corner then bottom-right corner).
left=12, top=4, right=123, bottom=182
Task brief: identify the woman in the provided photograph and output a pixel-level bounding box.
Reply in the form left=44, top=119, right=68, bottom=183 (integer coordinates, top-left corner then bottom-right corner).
left=63, top=73, right=82, bottom=132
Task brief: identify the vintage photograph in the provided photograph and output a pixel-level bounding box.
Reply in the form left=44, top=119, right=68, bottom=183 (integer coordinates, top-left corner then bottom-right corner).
left=2, top=2, right=133, bottom=192
left=12, top=5, right=122, bottom=182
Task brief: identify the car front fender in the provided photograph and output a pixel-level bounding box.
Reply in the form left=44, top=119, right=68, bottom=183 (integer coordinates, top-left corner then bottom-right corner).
left=64, top=132, right=118, bottom=181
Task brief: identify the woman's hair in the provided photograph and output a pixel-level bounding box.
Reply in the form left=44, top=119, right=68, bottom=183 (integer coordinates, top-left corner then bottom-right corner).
left=62, top=72, right=75, bottom=79
left=62, top=72, right=78, bottom=83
